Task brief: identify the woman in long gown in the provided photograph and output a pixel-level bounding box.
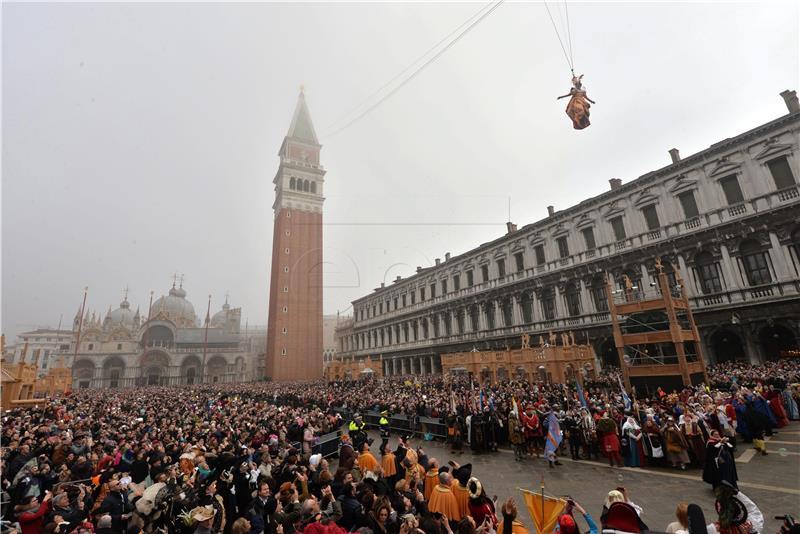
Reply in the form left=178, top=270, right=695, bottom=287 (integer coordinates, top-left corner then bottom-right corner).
left=765, top=386, right=789, bottom=427
left=622, top=417, right=645, bottom=467
left=557, top=74, right=595, bottom=130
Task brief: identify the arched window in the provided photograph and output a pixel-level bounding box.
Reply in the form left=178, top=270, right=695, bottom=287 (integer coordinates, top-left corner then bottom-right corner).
left=740, top=239, right=772, bottom=286
left=591, top=276, right=608, bottom=312
left=484, top=302, right=496, bottom=330
left=694, top=251, right=723, bottom=294
left=310, top=181, right=317, bottom=193
left=520, top=292, right=533, bottom=323
left=791, top=227, right=800, bottom=276
left=303, top=180, right=310, bottom=192
left=289, top=177, right=296, bottom=190
left=540, top=288, right=556, bottom=320
left=565, top=283, right=582, bottom=316
left=501, top=298, right=514, bottom=326
left=469, top=305, right=480, bottom=331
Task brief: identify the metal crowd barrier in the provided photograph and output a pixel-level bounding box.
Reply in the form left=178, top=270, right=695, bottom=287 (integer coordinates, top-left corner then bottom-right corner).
left=333, top=409, right=449, bottom=441
left=313, top=430, right=343, bottom=458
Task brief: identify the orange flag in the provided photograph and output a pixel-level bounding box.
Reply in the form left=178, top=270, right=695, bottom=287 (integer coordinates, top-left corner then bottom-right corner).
left=520, top=489, right=566, bottom=534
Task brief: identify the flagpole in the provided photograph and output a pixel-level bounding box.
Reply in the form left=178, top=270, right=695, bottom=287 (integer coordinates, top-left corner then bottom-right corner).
left=201, top=295, right=211, bottom=384
left=540, top=475, right=545, bottom=534
left=138, top=291, right=154, bottom=387
left=72, top=286, right=88, bottom=370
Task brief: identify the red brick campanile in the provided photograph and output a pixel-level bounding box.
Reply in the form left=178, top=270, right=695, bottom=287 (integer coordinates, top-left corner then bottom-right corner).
left=265, top=90, right=324, bottom=381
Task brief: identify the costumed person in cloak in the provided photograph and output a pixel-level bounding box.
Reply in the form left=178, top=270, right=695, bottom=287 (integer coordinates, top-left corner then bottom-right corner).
left=423, top=459, right=440, bottom=503
left=338, top=435, right=356, bottom=471
left=427, top=471, right=461, bottom=523
left=557, top=74, right=595, bottom=130
left=470, top=411, right=488, bottom=453
left=467, top=477, right=497, bottom=530
left=702, top=430, right=738, bottom=490
left=621, top=416, right=645, bottom=468
left=663, top=416, right=691, bottom=470
left=450, top=463, right=472, bottom=520
left=521, top=405, right=542, bottom=458
left=380, top=442, right=398, bottom=489
left=705, top=481, right=763, bottom=534
left=358, top=442, right=379, bottom=474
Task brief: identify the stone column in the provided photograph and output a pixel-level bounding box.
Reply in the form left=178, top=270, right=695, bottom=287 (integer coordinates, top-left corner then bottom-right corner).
left=493, top=301, right=502, bottom=330
left=769, top=232, right=791, bottom=281
left=511, top=295, right=521, bottom=325
left=639, top=263, right=650, bottom=288
left=578, top=280, right=591, bottom=315
left=478, top=304, right=487, bottom=331
left=719, top=245, right=742, bottom=290
left=429, top=355, right=436, bottom=374
left=553, top=290, right=564, bottom=319
left=676, top=254, right=697, bottom=296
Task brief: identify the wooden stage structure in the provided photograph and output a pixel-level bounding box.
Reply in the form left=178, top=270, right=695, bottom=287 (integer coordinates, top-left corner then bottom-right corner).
left=607, top=259, right=708, bottom=390
left=441, top=334, right=596, bottom=385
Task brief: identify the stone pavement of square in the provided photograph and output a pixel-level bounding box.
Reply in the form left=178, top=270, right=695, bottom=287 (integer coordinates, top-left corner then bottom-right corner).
left=344, top=422, right=800, bottom=533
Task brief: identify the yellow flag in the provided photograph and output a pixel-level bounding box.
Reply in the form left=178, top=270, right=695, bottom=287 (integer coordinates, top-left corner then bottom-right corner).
left=521, top=489, right=566, bottom=534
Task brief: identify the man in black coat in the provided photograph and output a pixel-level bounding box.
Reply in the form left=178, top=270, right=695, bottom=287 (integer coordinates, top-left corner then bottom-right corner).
left=248, top=481, right=278, bottom=534
left=96, top=478, right=136, bottom=532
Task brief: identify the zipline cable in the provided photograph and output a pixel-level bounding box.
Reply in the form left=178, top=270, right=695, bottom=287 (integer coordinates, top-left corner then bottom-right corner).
left=322, top=1, right=497, bottom=135
left=564, top=0, right=574, bottom=70
left=323, top=0, right=505, bottom=139
left=543, top=0, right=573, bottom=73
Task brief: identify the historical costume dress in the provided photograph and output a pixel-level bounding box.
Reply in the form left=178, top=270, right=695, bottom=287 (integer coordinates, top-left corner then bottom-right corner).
left=663, top=421, right=691, bottom=468
left=622, top=418, right=645, bottom=467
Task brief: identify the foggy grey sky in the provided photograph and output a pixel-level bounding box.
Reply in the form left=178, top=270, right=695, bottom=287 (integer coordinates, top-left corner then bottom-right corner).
left=2, top=1, right=798, bottom=340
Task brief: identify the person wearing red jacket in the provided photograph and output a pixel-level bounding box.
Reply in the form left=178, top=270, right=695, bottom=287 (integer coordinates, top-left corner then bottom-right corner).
left=520, top=406, right=542, bottom=458
left=15, top=491, right=51, bottom=534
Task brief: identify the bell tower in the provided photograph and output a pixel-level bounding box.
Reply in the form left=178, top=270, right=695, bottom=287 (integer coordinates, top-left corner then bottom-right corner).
left=265, top=90, right=325, bottom=381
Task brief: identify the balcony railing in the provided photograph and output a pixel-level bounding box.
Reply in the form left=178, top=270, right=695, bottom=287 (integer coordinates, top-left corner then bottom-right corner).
left=647, top=230, right=662, bottom=241
left=615, top=240, right=628, bottom=251
left=685, top=217, right=701, bottom=230
left=778, top=185, right=799, bottom=201
left=728, top=203, right=747, bottom=217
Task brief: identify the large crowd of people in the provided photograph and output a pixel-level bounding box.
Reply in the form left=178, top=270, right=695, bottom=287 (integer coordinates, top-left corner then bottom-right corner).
left=1, top=359, right=799, bottom=534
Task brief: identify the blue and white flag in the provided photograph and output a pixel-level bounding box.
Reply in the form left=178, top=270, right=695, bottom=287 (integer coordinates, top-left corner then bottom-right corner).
left=544, top=412, right=562, bottom=457
left=575, top=380, right=588, bottom=409
left=618, top=375, right=632, bottom=411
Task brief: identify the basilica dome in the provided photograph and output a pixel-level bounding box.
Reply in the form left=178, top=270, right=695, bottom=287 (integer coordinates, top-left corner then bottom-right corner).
left=210, top=302, right=231, bottom=327
left=107, top=298, right=136, bottom=328
left=152, top=285, right=197, bottom=326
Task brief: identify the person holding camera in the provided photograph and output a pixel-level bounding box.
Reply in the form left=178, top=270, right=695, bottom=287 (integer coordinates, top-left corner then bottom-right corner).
left=557, top=499, right=597, bottom=534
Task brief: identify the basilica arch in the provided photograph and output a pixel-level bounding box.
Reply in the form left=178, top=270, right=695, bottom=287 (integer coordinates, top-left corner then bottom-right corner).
left=73, top=359, right=96, bottom=389
left=181, top=354, right=202, bottom=385
left=206, top=355, right=228, bottom=383
left=140, top=351, right=170, bottom=386
left=102, top=356, right=126, bottom=388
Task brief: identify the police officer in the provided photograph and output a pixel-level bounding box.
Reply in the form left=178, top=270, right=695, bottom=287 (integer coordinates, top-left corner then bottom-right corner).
left=348, top=413, right=368, bottom=451
left=379, top=410, right=391, bottom=453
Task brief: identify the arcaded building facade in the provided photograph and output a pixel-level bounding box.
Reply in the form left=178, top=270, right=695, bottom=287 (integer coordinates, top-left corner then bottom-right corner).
left=67, top=283, right=259, bottom=389
left=335, top=91, right=800, bottom=373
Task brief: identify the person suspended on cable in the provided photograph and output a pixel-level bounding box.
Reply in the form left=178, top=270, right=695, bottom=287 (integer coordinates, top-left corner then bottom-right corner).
left=557, top=73, right=595, bottom=130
